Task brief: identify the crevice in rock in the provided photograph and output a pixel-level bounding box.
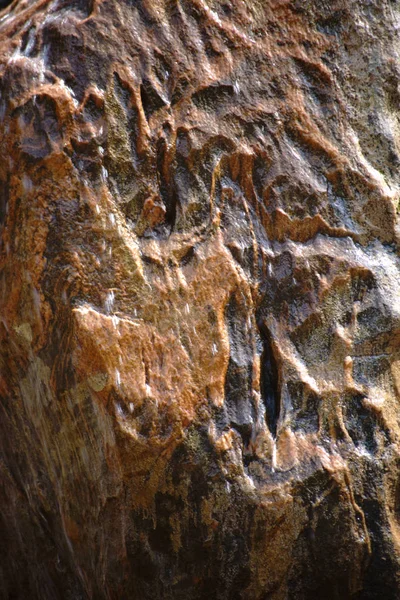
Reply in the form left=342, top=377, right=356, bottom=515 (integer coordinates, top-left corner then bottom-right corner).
left=223, top=293, right=255, bottom=446
left=258, top=322, right=280, bottom=437
left=156, top=136, right=177, bottom=232
left=192, top=83, right=233, bottom=111
left=140, top=78, right=166, bottom=120
left=179, top=245, right=196, bottom=267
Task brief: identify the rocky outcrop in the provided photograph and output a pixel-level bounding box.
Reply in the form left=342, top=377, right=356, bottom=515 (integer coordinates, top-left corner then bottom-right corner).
left=1, top=0, right=400, bottom=598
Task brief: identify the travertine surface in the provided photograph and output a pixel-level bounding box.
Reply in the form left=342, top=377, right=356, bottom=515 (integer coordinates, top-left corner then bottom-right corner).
left=1, top=0, right=400, bottom=598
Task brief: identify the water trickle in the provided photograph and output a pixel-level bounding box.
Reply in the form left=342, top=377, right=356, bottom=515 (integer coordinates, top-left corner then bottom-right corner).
left=23, top=27, right=36, bottom=57
left=129, top=402, right=134, bottom=413
left=212, top=343, right=218, bottom=356
left=104, top=290, right=115, bottom=314
left=0, top=12, right=11, bottom=25
left=22, top=174, right=33, bottom=194
left=58, top=78, right=78, bottom=106
left=32, top=287, right=41, bottom=316
left=41, top=43, right=50, bottom=67
left=9, top=44, right=21, bottom=63
left=115, top=369, right=121, bottom=388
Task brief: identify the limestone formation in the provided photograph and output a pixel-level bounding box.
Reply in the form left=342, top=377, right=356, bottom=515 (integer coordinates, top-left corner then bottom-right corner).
left=1, top=0, right=400, bottom=598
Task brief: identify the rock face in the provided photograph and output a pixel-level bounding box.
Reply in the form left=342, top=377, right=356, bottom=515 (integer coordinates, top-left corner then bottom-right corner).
left=1, top=0, right=400, bottom=598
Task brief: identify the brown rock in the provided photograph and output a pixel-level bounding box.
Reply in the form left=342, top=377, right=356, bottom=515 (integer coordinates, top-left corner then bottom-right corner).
left=1, top=0, right=400, bottom=598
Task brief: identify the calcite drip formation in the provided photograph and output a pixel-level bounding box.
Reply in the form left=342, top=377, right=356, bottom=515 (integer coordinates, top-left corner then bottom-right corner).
left=1, top=1, right=400, bottom=598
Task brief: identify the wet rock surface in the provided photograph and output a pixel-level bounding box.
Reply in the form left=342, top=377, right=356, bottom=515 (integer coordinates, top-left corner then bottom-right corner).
left=1, top=0, right=400, bottom=598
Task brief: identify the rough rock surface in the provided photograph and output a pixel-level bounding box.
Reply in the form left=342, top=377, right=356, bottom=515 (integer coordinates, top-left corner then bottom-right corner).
left=1, top=0, right=400, bottom=598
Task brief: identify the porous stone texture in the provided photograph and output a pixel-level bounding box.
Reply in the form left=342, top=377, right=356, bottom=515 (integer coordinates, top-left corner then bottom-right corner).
left=1, top=0, right=400, bottom=598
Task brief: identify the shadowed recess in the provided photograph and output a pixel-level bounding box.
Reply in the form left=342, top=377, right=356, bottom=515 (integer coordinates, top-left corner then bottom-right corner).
left=258, top=323, right=280, bottom=437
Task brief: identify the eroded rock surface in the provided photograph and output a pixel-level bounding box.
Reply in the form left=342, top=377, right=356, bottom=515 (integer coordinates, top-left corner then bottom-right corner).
left=1, top=0, right=400, bottom=598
